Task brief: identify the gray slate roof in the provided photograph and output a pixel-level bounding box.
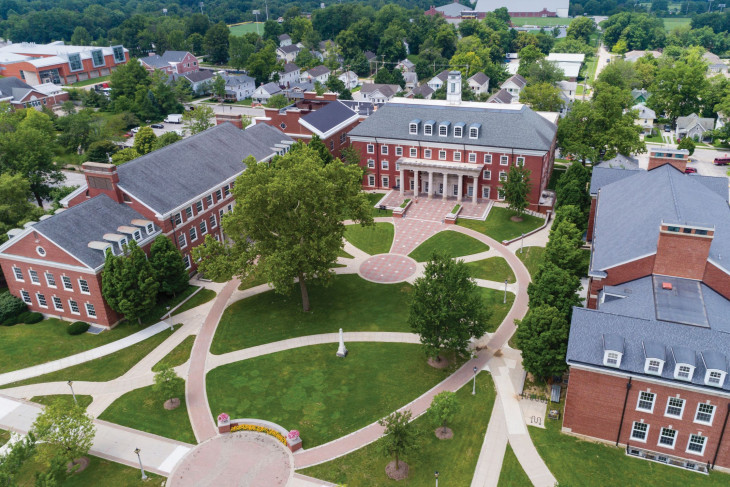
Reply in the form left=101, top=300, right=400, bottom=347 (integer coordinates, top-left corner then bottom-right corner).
left=141, top=51, right=191, bottom=69
left=117, top=123, right=292, bottom=215
left=278, top=34, right=291, bottom=41
left=31, top=194, right=155, bottom=269
left=258, top=82, right=282, bottom=94
left=349, top=101, right=557, bottom=152
left=0, top=77, right=33, bottom=101
left=222, top=74, right=254, bottom=86
left=594, top=154, right=640, bottom=170
left=339, top=100, right=382, bottom=116
left=360, top=83, right=400, bottom=98
left=502, top=74, right=527, bottom=89
left=591, top=164, right=730, bottom=273
left=677, top=113, right=715, bottom=132
left=411, top=84, right=434, bottom=98
left=182, top=70, right=214, bottom=83
left=282, top=62, right=299, bottom=73
left=306, top=65, right=330, bottom=77
left=633, top=104, right=655, bottom=119
left=278, top=44, right=300, bottom=55
left=300, top=101, right=357, bottom=135
left=487, top=89, right=513, bottom=104
left=589, top=165, right=641, bottom=196
left=468, top=72, right=490, bottom=85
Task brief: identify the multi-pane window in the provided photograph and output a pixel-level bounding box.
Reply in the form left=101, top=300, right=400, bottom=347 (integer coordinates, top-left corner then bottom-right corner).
left=185, top=207, right=192, bottom=219
left=484, top=154, right=492, bottom=164
left=381, top=160, right=389, bottom=170
left=206, top=195, right=213, bottom=206
left=695, top=404, right=715, bottom=424
left=13, top=267, right=23, bottom=281
left=85, top=303, right=96, bottom=318
left=605, top=351, right=620, bottom=366
left=630, top=422, right=648, bottom=442
left=367, top=159, right=375, bottom=169
left=454, top=126, right=463, bottom=138
left=224, top=185, right=230, bottom=197
left=500, top=155, right=509, bottom=165
left=21, top=291, right=31, bottom=304
left=497, top=188, right=505, bottom=200
left=469, top=127, right=478, bottom=138
left=133, top=230, right=142, bottom=241
left=409, top=148, right=417, bottom=157
left=516, top=156, right=525, bottom=166
left=676, top=364, right=693, bottom=380
left=637, top=391, right=656, bottom=412
left=424, top=124, right=433, bottom=136
left=45, top=272, right=56, bottom=287
left=707, top=370, right=723, bottom=386
left=499, top=171, right=507, bottom=182
left=68, top=53, right=82, bottom=71
left=52, top=296, right=63, bottom=311
left=113, top=46, right=125, bottom=63
left=209, top=214, right=217, bottom=229
left=29, top=270, right=40, bottom=284
left=367, top=175, right=375, bottom=186
left=395, top=147, right=403, bottom=156
left=381, top=145, right=388, bottom=155
left=367, top=144, right=374, bottom=153
left=438, top=125, right=447, bottom=136
left=215, top=189, right=222, bottom=201
left=483, top=170, right=491, bottom=180
left=200, top=220, right=208, bottom=235
left=409, top=123, right=418, bottom=134
left=174, top=213, right=182, bottom=225
left=178, top=233, right=187, bottom=248
left=196, top=201, right=203, bottom=213
left=69, top=300, right=79, bottom=314
left=183, top=255, right=191, bottom=269
left=438, top=150, right=446, bottom=160
left=659, top=428, right=677, bottom=448
left=687, top=434, right=707, bottom=455
left=482, top=187, right=490, bottom=198
left=382, top=176, right=389, bottom=188
left=78, top=279, right=90, bottom=294
left=666, top=397, right=685, bottom=418
left=340, top=133, right=346, bottom=144
left=424, top=149, right=432, bottom=158
left=468, top=153, right=477, bottom=163
left=91, top=49, right=105, bottom=67
left=454, top=152, right=461, bottom=162
left=36, top=293, right=47, bottom=308
left=646, top=359, right=662, bottom=374
left=189, top=227, right=198, bottom=242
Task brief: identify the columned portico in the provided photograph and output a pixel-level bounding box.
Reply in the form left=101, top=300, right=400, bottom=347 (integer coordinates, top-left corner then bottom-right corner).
left=428, top=171, right=434, bottom=199
left=397, top=157, right=482, bottom=203
left=442, top=173, right=448, bottom=200
left=399, top=168, right=405, bottom=196
left=457, top=174, right=463, bottom=203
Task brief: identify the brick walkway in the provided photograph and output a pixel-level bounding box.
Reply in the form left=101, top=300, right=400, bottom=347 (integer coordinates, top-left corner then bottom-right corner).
left=380, top=190, right=490, bottom=222
left=358, top=254, right=417, bottom=283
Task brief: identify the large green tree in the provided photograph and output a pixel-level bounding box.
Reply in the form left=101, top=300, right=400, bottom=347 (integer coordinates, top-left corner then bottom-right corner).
left=133, top=126, right=157, bottom=155
left=566, top=16, right=596, bottom=43
left=102, top=240, right=159, bottom=325
left=192, top=145, right=372, bottom=311
left=204, top=21, right=230, bottom=64
left=527, top=261, right=581, bottom=318
left=409, top=253, right=489, bottom=361
left=31, top=401, right=95, bottom=468
left=520, top=83, right=564, bottom=112
left=149, top=235, right=189, bottom=297
left=0, top=173, right=45, bottom=242
left=516, top=305, right=570, bottom=379
left=503, top=166, right=532, bottom=218
left=183, top=105, right=214, bottom=134
left=544, top=220, right=585, bottom=277
left=648, top=48, right=709, bottom=121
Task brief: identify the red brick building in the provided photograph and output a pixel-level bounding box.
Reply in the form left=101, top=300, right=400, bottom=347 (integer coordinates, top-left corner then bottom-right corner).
left=565, top=162, right=730, bottom=473
left=0, top=42, right=129, bottom=85
left=0, top=123, right=293, bottom=328
left=0, top=77, right=69, bottom=109
left=139, top=51, right=199, bottom=75
left=347, top=72, right=558, bottom=209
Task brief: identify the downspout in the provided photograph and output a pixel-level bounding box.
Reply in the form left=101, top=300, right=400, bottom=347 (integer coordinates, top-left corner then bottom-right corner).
left=711, top=402, right=730, bottom=469
left=374, top=137, right=380, bottom=189
left=615, top=377, right=632, bottom=446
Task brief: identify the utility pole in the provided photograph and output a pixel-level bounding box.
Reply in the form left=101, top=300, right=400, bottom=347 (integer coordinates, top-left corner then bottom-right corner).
left=265, top=0, right=269, bottom=20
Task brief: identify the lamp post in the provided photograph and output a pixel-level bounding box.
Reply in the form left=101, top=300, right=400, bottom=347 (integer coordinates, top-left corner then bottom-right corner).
left=520, top=233, right=524, bottom=253
left=67, top=380, right=77, bottom=406
left=435, top=471, right=439, bottom=487
left=503, top=279, right=508, bottom=304
left=472, top=366, right=478, bottom=395
left=134, top=448, right=148, bottom=480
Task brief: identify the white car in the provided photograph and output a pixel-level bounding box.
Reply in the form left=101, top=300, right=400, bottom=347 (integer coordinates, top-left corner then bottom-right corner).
left=174, top=129, right=185, bottom=137
left=131, top=127, right=140, bottom=134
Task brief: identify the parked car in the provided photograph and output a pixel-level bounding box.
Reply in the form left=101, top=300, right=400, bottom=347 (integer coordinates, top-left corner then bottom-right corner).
left=150, top=123, right=164, bottom=129
left=123, top=132, right=133, bottom=138
left=684, top=167, right=697, bottom=174
left=131, top=127, right=140, bottom=134
left=164, top=114, right=183, bottom=124
left=664, top=126, right=671, bottom=132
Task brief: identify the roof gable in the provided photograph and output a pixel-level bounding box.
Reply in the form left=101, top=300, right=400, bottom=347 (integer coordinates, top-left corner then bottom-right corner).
left=299, top=101, right=358, bottom=137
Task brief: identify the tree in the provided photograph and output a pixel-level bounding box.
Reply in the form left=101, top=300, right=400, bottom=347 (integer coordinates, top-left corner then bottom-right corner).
left=566, top=16, right=596, bottom=43
left=211, top=74, right=227, bottom=101
left=527, top=262, right=581, bottom=318
left=544, top=220, right=585, bottom=277
left=265, top=94, right=290, bottom=109
left=247, top=44, right=280, bottom=85
left=149, top=235, right=189, bottom=297
left=111, top=147, right=140, bottom=165
left=517, top=44, right=544, bottom=77
left=308, top=134, right=333, bottom=165
left=377, top=410, right=419, bottom=474
left=153, top=131, right=182, bottom=150
left=204, top=21, right=230, bottom=64
left=183, top=105, right=214, bottom=134
left=527, top=59, right=565, bottom=85
left=340, top=145, right=360, bottom=165
left=374, top=67, right=393, bottom=85
left=326, top=76, right=346, bottom=94
left=71, top=26, right=91, bottom=45
left=192, top=145, right=372, bottom=311
left=611, top=39, right=628, bottom=55
left=133, top=126, right=157, bottom=155
left=0, top=173, right=44, bottom=243
left=102, top=240, right=159, bottom=325
left=649, top=49, right=709, bottom=121
left=552, top=204, right=587, bottom=233
left=153, top=364, right=183, bottom=408
left=31, top=401, right=95, bottom=468
left=409, top=253, right=489, bottom=361
left=503, top=166, right=532, bottom=218
left=86, top=140, right=119, bottom=162
left=429, top=391, right=459, bottom=437
left=677, top=136, right=696, bottom=155
left=109, top=58, right=150, bottom=106
left=516, top=305, right=570, bottom=379
left=520, top=83, right=564, bottom=112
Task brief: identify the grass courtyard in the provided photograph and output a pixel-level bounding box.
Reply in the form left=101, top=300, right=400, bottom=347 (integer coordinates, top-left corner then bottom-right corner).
left=497, top=444, right=531, bottom=487
left=299, top=372, right=496, bottom=485
left=345, top=222, right=394, bottom=255
left=408, top=231, right=489, bottom=262
left=31, top=394, right=93, bottom=410
left=171, top=289, right=216, bottom=316
left=208, top=342, right=467, bottom=448
left=212, top=274, right=412, bottom=353
left=458, top=208, right=543, bottom=243
left=152, top=335, right=195, bottom=371
left=481, top=288, right=515, bottom=333
left=465, top=257, right=515, bottom=283
left=516, top=246, right=546, bottom=278
left=13, top=454, right=161, bottom=487
left=363, top=192, right=393, bottom=217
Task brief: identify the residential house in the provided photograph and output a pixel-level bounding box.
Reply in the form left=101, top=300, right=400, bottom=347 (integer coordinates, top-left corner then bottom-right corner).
left=174, top=69, right=215, bottom=95
left=556, top=80, right=577, bottom=117
left=631, top=89, right=650, bottom=104
left=222, top=74, right=255, bottom=101
left=253, top=82, right=283, bottom=104
left=140, top=51, right=199, bottom=75
left=500, top=74, right=527, bottom=102
left=301, top=65, right=331, bottom=84
left=624, top=50, right=662, bottom=63
left=278, top=34, right=292, bottom=47
left=633, top=104, right=656, bottom=135
left=467, top=72, right=490, bottom=96
left=410, top=84, right=434, bottom=100
left=0, top=123, right=294, bottom=328
left=396, top=59, right=416, bottom=73
left=276, top=44, right=300, bottom=63
left=0, top=77, right=68, bottom=109
left=276, top=63, right=301, bottom=87
left=403, top=72, right=418, bottom=90
left=676, top=113, right=715, bottom=141
left=704, top=52, right=728, bottom=75
left=427, top=70, right=451, bottom=91
left=545, top=52, right=584, bottom=81
left=487, top=88, right=514, bottom=104
left=338, top=71, right=359, bottom=90
left=359, top=83, right=401, bottom=103
left=282, top=81, right=314, bottom=101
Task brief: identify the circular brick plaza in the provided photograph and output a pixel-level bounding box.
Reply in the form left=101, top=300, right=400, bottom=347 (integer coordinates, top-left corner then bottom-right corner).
left=167, top=431, right=292, bottom=487
left=358, top=254, right=418, bottom=283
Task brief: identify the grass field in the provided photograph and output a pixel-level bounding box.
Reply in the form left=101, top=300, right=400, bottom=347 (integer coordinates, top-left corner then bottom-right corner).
left=0, top=429, right=9, bottom=446
left=497, top=443, right=531, bottom=486
left=212, top=274, right=412, bottom=353
left=208, top=342, right=465, bottom=448
left=14, top=454, right=161, bottom=487
left=171, top=289, right=216, bottom=316
left=228, top=22, right=264, bottom=36
left=345, top=222, right=394, bottom=255
left=516, top=246, right=546, bottom=278
left=361, top=192, right=393, bottom=218
left=458, top=208, right=544, bottom=243
left=299, top=372, right=496, bottom=485
left=31, top=394, right=93, bottom=410
left=152, top=335, right=196, bottom=371
left=663, top=17, right=692, bottom=32
left=510, top=17, right=572, bottom=27
left=481, top=288, right=515, bottom=333
left=408, top=231, right=489, bottom=262
left=70, top=75, right=110, bottom=87
left=466, top=257, right=516, bottom=283
left=99, top=381, right=195, bottom=444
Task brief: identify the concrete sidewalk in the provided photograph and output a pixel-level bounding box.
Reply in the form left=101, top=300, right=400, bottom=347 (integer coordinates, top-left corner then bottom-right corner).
left=0, top=394, right=192, bottom=476
left=0, top=321, right=172, bottom=387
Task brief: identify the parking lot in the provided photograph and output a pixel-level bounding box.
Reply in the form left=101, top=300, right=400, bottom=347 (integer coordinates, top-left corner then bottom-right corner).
left=639, top=144, right=730, bottom=183
left=119, top=120, right=189, bottom=147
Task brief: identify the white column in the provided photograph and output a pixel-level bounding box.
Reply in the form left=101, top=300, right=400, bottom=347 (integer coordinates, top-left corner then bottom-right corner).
left=442, top=173, right=448, bottom=199
left=400, top=168, right=405, bottom=196
left=457, top=174, right=463, bottom=202
left=413, top=169, right=419, bottom=196
left=472, top=177, right=478, bottom=204
left=428, top=171, right=434, bottom=199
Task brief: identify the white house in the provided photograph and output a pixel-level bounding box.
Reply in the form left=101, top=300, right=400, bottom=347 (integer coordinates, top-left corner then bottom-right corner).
left=301, top=65, right=330, bottom=84
left=174, top=69, right=215, bottom=95
left=359, top=83, right=400, bottom=103
left=545, top=53, right=584, bottom=81
left=427, top=70, right=450, bottom=91
left=276, top=63, right=301, bottom=87
left=467, top=72, right=490, bottom=95
left=253, top=82, right=283, bottom=104
left=276, top=44, right=300, bottom=63
left=338, top=71, right=359, bottom=90
left=278, top=34, right=292, bottom=47
left=222, top=74, right=255, bottom=101
left=500, top=74, right=527, bottom=102
left=557, top=80, right=577, bottom=117
left=403, top=72, right=418, bottom=90
left=396, top=59, right=415, bottom=73
left=632, top=104, right=655, bottom=135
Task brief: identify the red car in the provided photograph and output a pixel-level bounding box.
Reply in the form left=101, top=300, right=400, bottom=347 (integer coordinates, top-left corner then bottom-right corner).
left=123, top=132, right=133, bottom=138
left=684, top=167, right=697, bottom=174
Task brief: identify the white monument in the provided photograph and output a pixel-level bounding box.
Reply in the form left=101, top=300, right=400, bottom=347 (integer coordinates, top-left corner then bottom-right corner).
left=336, top=328, right=348, bottom=357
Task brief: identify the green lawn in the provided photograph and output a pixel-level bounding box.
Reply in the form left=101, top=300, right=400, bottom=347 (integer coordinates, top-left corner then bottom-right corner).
left=458, top=208, right=544, bottom=243
left=345, top=222, right=394, bottom=255
left=408, top=231, right=489, bottom=262
left=0, top=428, right=10, bottom=446
left=99, top=381, right=195, bottom=444
left=139, top=285, right=198, bottom=326
left=14, top=454, right=162, bottom=487
left=208, top=343, right=463, bottom=448
left=465, top=257, right=515, bottom=283
left=299, top=372, right=496, bottom=485
left=152, top=335, right=196, bottom=371
left=31, top=394, right=93, bottom=409
left=3, top=325, right=182, bottom=388
left=516, top=246, right=545, bottom=278
left=337, top=248, right=354, bottom=259
left=171, top=289, right=216, bottom=316
left=228, top=22, right=264, bottom=36
left=362, top=192, right=393, bottom=218
left=497, top=443, right=531, bottom=487
left=481, top=288, right=515, bottom=333
left=71, top=75, right=110, bottom=87
left=644, top=133, right=664, bottom=143
left=510, top=17, right=572, bottom=26
left=663, top=17, right=692, bottom=32
left=238, top=271, right=270, bottom=290
left=212, top=274, right=412, bottom=353
left=531, top=400, right=730, bottom=486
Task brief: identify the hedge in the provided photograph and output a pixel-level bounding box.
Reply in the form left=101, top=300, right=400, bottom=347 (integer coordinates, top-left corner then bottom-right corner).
left=67, top=321, right=90, bottom=335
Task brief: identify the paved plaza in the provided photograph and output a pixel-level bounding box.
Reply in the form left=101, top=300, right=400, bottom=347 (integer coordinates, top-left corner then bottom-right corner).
left=358, top=254, right=418, bottom=283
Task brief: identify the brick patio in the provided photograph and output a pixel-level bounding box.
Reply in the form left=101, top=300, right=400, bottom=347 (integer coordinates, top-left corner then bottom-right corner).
left=358, top=254, right=418, bottom=283
left=379, top=190, right=490, bottom=222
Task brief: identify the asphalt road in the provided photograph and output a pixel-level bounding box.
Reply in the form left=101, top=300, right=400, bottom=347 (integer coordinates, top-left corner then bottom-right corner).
left=641, top=143, right=730, bottom=182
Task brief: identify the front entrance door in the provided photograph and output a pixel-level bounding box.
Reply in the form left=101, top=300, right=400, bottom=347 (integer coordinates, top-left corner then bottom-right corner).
left=453, top=184, right=458, bottom=196
left=439, top=183, right=444, bottom=194
left=424, top=181, right=429, bottom=193
left=467, top=185, right=473, bottom=197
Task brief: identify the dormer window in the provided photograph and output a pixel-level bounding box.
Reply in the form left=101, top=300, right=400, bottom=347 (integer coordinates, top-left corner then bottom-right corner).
left=119, top=237, right=127, bottom=248
left=603, top=350, right=622, bottom=367
left=146, top=224, right=154, bottom=234
left=438, top=122, right=450, bottom=137
left=409, top=119, right=420, bottom=134
left=644, top=358, right=664, bottom=376
left=603, top=333, right=624, bottom=367
left=424, top=123, right=433, bottom=136
left=133, top=230, right=142, bottom=241
left=469, top=123, right=481, bottom=139
left=674, top=363, right=694, bottom=381
left=705, top=370, right=726, bottom=387
left=454, top=126, right=462, bottom=137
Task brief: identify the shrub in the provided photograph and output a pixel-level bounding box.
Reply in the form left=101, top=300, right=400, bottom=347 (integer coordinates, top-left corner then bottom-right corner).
left=18, top=312, right=43, bottom=324
left=2, top=316, right=19, bottom=326
left=67, top=321, right=90, bottom=335
left=0, top=292, right=27, bottom=324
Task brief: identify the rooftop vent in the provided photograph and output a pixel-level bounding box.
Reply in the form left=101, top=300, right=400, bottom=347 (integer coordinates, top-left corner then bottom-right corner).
left=662, top=282, right=673, bottom=291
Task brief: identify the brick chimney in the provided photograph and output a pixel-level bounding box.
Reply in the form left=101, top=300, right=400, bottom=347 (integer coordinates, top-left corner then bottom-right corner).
left=648, top=148, right=689, bottom=172
left=653, top=222, right=713, bottom=280
left=82, top=162, right=123, bottom=203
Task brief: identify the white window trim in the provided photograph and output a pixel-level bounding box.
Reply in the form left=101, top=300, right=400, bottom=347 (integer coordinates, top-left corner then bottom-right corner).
left=62, top=276, right=73, bottom=290
left=45, top=272, right=56, bottom=288
left=500, top=155, right=509, bottom=166
left=469, top=128, right=478, bottom=139
left=381, top=160, right=389, bottom=170
left=190, top=227, right=198, bottom=242
left=438, top=150, right=446, bottom=161
left=482, top=186, right=490, bottom=198
left=454, top=126, right=463, bottom=138
left=178, top=233, right=187, bottom=249
left=367, top=159, right=375, bottom=169
left=686, top=434, right=707, bottom=456
left=409, top=123, right=418, bottom=134
left=200, top=220, right=208, bottom=235
left=604, top=350, right=622, bottom=367
left=438, top=125, right=448, bottom=137
left=367, top=175, right=375, bottom=187
left=645, top=358, right=664, bottom=376
left=78, top=279, right=90, bottom=295
left=21, top=290, right=31, bottom=304
left=366, top=144, right=374, bottom=154
left=516, top=156, right=525, bottom=166
left=381, top=145, right=389, bottom=155
left=665, top=397, right=685, bottom=419
left=636, top=391, right=656, bottom=413
left=210, top=215, right=217, bottom=229
left=36, top=292, right=47, bottom=308
left=499, top=171, right=507, bottom=182
left=630, top=421, right=649, bottom=443
left=483, top=170, right=491, bottom=180
left=468, top=153, right=477, bottom=163
left=484, top=154, right=492, bottom=164
left=674, top=363, right=694, bottom=381
left=454, top=151, right=461, bottom=162
left=497, top=187, right=505, bottom=201
left=13, top=267, right=23, bottom=282
left=424, top=124, right=433, bottom=136
left=69, top=299, right=80, bottom=315
left=29, top=270, right=40, bottom=285
left=409, top=148, right=417, bottom=157
left=395, top=146, right=403, bottom=156
left=85, top=303, right=96, bottom=318
left=183, top=255, right=191, bottom=270
left=658, top=427, right=677, bottom=449
left=704, top=369, right=726, bottom=387
left=424, top=149, right=432, bottom=158
left=52, top=296, right=63, bottom=311
left=695, top=403, right=716, bottom=425
left=381, top=176, right=389, bottom=188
